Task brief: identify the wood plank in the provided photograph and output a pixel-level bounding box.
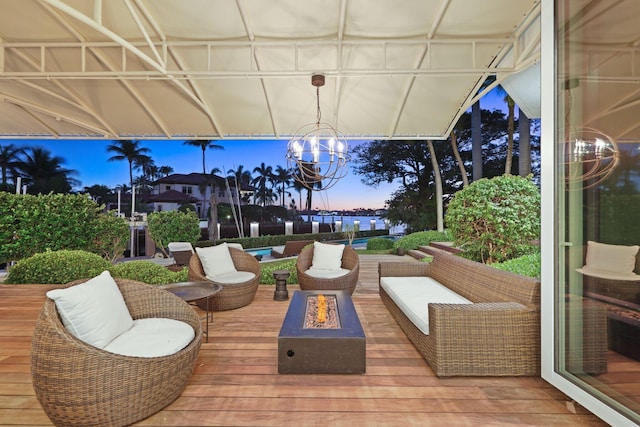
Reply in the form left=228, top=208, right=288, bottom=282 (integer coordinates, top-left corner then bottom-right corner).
left=0, top=255, right=616, bottom=426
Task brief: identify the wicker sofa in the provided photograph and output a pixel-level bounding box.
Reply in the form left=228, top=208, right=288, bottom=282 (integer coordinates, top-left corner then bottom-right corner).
left=379, top=249, right=541, bottom=377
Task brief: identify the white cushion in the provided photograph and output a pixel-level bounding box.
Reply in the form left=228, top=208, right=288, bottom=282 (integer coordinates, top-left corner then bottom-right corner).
left=196, top=243, right=238, bottom=279
left=576, top=267, right=640, bottom=281
left=380, top=276, right=472, bottom=335
left=584, top=241, right=639, bottom=275
left=168, top=242, right=194, bottom=253
left=103, top=318, right=195, bottom=357
left=310, top=242, right=345, bottom=271
left=304, top=268, right=350, bottom=279
left=46, top=271, right=134, bottom=349
left=214, top=271, right=256, bottom=284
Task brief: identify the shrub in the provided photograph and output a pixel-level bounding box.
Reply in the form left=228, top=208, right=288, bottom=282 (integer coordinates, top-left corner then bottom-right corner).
left=109, top=261, right=186, bottom=285
left=445, top=175, right=540, bottom=264
left=90, top=212, right=131, bottom=262
left=366, top=237, right=394, bottom=250
left=5, top=250, right=111, bottom=284
left=0, top=192, right=128, bottom=263
left=260, top=259, right=297, bottom=285
left=393, top=230, right=452, bottom=252
left=147, top=210, right=201, bottom=257
left=491, top=252, right=541, bottom=279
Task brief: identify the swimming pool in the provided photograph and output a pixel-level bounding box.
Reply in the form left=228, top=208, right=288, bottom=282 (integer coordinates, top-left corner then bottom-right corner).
left=246, top=235, right=398, bottom=258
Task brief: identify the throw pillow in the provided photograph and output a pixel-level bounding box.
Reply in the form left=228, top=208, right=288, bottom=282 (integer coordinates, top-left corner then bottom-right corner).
left=585, top=241, right=639, bottom=274
left=196, top=243, right=238, bottom=279
left=310, top=241, right=345, bottom=271
left=46, top=270, right=134, bottom=349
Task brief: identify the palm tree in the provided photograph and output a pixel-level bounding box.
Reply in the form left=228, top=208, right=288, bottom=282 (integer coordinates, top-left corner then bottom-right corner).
left=273, top=165, right=292, bottom=207
left=291, top=178, right=306, bottom=219
left=158, top=165, right=174, bottom=177
left=251, top=162, right=274, bottom=207
left=494, top=85, right=516, bottom=175
left=199, top=168, right=225, bottom=241
left=427, top=140, right=444, bottom=232
left=106, top=140, right=151, bottom=190
left=518, top=110, right=531, bottom=177
left=227, top=164, right=252, bottom=186
left=450, top=131, right=469, bottom=187
left=0, top=144, right=22, bottom=189
left=183, top=140, right=224, bottom=175
left=134, top=155, right=155, bottom=193
left=471, top=100, right=483, bottom=181
left=17, top=147, right=79, bottom=194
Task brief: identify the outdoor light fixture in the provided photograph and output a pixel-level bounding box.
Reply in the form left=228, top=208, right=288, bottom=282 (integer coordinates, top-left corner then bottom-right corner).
left=564, top=127, right=619, bottom=190
left=286, top=74, right=350, bottom=191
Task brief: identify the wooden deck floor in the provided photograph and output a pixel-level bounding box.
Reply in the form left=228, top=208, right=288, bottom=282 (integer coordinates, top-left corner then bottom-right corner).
left=0, top=255, right=610, bottom=426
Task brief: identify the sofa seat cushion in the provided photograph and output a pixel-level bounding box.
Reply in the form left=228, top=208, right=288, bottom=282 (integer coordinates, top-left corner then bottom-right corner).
left=380, top=276, right=472, bottom=335
left=103, top=318, right=195, bottom=357
left=304, top=268, right=350, bottom=279
left=214, top=271, right=256, bottom=284
left=576, top=267, right=640, bottom=281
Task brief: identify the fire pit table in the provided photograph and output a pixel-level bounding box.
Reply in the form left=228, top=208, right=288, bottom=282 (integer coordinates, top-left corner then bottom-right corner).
left=278, top=290, right=366, bottom=374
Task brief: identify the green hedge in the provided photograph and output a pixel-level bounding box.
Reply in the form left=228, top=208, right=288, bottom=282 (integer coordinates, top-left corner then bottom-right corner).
left=0, top=192, right=129, bottom=263
left=366, top=237, right=394, bottom=250
left=110, top=261, right=188, bottom=285
left=260, top=259, right=298, bottom=285
left=445, top=175, right=540, bottom=264
left=5, top=249, right=188, bottom=285
left=393, top=230, right=452, bottom=252
left=5, top=250, right=111, bottom=284
left=198, top=229, right=389, bottom=250
left=491, top=252, right=541, bottom=279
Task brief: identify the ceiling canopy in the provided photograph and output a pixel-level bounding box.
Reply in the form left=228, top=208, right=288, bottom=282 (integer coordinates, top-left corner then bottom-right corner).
left=0, top=0, right=541, bottom=141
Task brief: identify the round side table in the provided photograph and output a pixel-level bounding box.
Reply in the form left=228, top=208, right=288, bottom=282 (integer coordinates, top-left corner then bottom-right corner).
left=159, top=281, right=223, bottom=342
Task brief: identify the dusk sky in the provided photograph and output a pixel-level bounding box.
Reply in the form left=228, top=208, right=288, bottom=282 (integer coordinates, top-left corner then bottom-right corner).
left=7, top=91, right=509, bottom=211
left=8, top=138, right=400, bottom=211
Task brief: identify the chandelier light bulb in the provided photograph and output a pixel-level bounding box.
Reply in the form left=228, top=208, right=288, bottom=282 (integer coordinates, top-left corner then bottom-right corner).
left=286, top=74, right=350, bottom=191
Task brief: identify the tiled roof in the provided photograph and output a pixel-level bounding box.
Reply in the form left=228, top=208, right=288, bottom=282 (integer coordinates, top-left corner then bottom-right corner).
left=142, top=189, right=200, bottom=203
left=153, top=173, right=255, bottom=191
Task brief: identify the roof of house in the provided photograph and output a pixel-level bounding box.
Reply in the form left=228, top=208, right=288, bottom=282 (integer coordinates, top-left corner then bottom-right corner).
left=154, top=173, right=254, bottom=192
left=142, top=189, right=199, bottom=204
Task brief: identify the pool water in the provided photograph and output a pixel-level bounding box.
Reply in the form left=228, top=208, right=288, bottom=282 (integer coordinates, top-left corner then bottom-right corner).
left=246, top=235, right=397, bottom=257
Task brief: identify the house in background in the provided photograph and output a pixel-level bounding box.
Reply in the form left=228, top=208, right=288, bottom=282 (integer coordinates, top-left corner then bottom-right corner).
left=146, top=173, right=254, bottom=218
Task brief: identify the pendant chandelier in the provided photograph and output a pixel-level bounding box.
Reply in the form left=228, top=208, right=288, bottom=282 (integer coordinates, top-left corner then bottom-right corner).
left=564, top=127, right=619, bottom=190
left=286, top=74, right=350, bottom=191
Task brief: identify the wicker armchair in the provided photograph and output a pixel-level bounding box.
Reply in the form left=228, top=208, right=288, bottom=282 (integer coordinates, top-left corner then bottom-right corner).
left=296, top=244, right=360, bottom=295
left=188, top=247, right=261, bottom=311
left=31, top=278, right=203, bottom=427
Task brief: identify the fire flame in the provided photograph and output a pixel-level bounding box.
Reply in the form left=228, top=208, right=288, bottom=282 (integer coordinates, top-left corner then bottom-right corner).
left=317, top=294, right=327, bottom=323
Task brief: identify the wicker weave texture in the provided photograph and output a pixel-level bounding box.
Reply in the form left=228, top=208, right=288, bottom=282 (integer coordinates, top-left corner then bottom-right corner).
left=430, top=251, right=540, bottom=306
left=31, top=279, right=203, bottom=427
left=564, top=297, right=608, bottom=375
left=378, top=253, right=541, bottom=377
left=188, top=247, right=261, bottom=311
left=296, top=244, right=360, bottom=295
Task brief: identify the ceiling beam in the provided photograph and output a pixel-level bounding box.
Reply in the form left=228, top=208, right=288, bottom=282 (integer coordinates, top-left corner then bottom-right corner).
left=39, top=0, right=172, bottom=137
